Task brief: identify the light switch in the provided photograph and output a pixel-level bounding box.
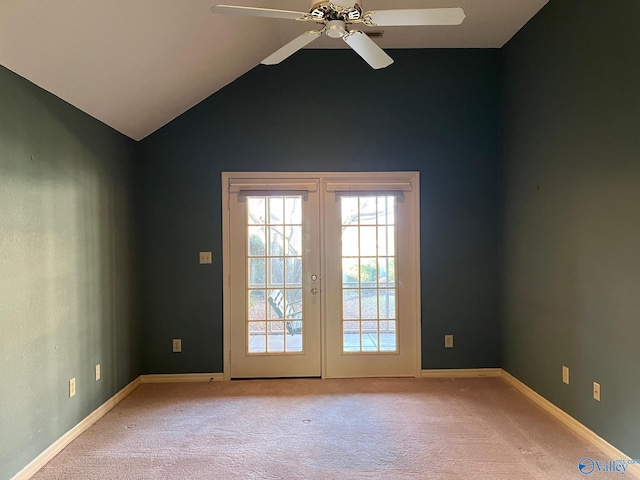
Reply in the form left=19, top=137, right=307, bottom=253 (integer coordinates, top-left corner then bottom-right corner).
left=444, top=335, right=454, bottom=348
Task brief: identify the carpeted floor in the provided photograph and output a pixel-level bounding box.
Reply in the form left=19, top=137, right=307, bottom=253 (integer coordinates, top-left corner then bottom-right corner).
left=32, top=377, right=610, bottom=479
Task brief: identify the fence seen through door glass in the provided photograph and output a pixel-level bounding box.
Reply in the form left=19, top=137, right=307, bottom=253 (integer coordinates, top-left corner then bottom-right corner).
left=341, top=196, right=397, bottom=352
left=246, top=195, right=304, bottom=354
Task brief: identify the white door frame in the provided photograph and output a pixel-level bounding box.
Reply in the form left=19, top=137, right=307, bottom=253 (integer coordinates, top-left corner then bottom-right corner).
left=222, top=171, right=421, bottom=379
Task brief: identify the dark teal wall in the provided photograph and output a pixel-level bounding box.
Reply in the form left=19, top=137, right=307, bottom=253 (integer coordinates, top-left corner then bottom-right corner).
left=3, top=0, right=639, bottom=476
left=0, top=65, right=141, bottom=479
left=502, top=0, right=640, bottom=457
left=139, top=49, right=503, bottom=374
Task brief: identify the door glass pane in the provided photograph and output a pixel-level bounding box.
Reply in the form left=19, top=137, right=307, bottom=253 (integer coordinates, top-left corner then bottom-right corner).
left=359, top=197, right=377, bottom=224
left=247, top=195, right=304, bottom=354
left=247, top=198, right=265, bottom=224
left=269, top=257, right=284, bottom=287
left=248, top=258, right=265, bottom=287
left=268, top=226, right=284, bottom=256
left=285, top=225, right=302, bottom=256
left=361, top=289, right=378, bottom=319
left=268, top=197, right=284, bottom=224
left=285, top=257, right=302, bottom=285
left=248, top=290, right=266, bottom=320
left=342, top=226, right=359, bottom=256
left=360, top=258, right=377, bottom=288
left=340, top=196, right=397, bottom=353
left=341, top=197, right=358, bottom=224
left=359, top=227, right=377, bottom=256
left=285, top=196, right=301, bottom=224
left=378, top=289, right=395, bottom=319
left=248, top=227, right=265, bottom=256
left=343, top=321, right=361, bottom=352
left=381, top=320, right=397, bottom=351
left=380, top=196, right=394, bottom=224
left=342, top=258, right=359, bottom=287
left=343, top=289, right=360, bottom=320
left=378, top=258, right=392, bottom=287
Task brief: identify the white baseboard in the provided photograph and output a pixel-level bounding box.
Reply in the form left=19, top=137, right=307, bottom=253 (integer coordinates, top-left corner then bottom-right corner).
left=501, top=370, right=640, bottom=480
left=12, top=370, right=638, bottom=480
left=421, top=368, right=502, bottom=378
left=11, top=376, right=142, bottom=480
left=11, top=373, right=224, bottom=479
left=421, top=367, right=639, bottom=478
left=140, top=373, right=224, bottom=383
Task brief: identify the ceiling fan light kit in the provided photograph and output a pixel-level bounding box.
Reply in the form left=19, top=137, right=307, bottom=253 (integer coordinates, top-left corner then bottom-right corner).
left=211, top=2, right=466, bottom=69
left=325, top=20, right=347, bottom=38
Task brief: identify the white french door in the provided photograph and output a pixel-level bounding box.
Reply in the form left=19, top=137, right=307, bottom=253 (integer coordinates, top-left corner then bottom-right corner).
left=222, top=172, right=420, bottom=379
left=226, top=178, right=321, bottom=378
left=322, top=177, right=420, bottom=377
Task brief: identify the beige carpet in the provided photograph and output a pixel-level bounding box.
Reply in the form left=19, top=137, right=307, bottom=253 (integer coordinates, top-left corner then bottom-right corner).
left=32, top=377, right=609, bottom=479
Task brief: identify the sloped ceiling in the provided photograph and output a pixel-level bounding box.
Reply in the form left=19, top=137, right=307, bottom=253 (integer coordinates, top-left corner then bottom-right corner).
left=0, top=0, right=548, bottom=140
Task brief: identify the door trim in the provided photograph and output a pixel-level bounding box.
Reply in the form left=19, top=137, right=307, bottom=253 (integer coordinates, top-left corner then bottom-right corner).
left=222, top=171, right=421, bottom=379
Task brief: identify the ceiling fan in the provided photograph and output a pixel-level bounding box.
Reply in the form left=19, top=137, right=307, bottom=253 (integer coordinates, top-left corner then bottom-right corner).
left=211, top=1, right=466, bottom=69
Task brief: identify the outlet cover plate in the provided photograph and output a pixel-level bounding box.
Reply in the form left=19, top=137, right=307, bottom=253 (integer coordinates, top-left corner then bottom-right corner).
left=444, top=335, right=454, bottom=348
left=593, top=382, right=601, bottom=401
left=173, top=338, right=182, bottom=353
left=95, top=364, right=101, bottom=381
left=199, top=252, right=212, bottom=264
left=562, top=366, right=569, bottom=384
left=69, top=378, right=76, bottom=398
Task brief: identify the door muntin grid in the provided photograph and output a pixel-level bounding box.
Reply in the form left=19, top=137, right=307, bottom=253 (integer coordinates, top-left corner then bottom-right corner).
left=341, top=196, right=397, bottom=353
left=246, top=195, right=304, bottom=354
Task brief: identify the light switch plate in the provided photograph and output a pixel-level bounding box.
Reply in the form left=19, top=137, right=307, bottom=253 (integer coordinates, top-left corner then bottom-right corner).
left=444, top=335, right=454, bottom=348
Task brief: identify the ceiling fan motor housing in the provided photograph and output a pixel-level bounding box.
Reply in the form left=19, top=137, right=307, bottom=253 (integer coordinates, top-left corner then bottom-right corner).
left=310, top=2, right=362, bottom=22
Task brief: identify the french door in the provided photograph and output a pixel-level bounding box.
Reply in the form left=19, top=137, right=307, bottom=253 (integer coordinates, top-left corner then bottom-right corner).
left=222, top=172, right=420, bottom=379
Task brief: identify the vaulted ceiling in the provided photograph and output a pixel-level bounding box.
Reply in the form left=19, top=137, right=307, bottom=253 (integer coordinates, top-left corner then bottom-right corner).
left=0, top=0, right=548, bottom=140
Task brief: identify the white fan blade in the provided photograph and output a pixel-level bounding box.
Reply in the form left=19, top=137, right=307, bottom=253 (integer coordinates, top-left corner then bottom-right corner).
left=365, top=7, right=466, bottom=27
left=262, top=31, right=322, bottom=65
left=343, top=31, right=393, bottom=70
left=211, top=5, right=308, bottom=21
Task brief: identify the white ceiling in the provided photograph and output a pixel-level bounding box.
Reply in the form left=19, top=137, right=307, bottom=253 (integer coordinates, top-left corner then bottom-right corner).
left=0, top=0, right=548, bottom=141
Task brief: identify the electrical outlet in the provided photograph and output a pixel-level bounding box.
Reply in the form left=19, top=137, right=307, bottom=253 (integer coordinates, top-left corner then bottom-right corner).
left=562, top=366, right=569, bottom=384
left=172, top=338, right=182, bottom=353
left=593, top=382, right=601, bottom=401
left=199, top=252, right=212, bottom=264
left=95, top=364, right=101, bottom=381
left=444, top=335, right=454, bottom=348
left=69, top=378, right=76, bottom=398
